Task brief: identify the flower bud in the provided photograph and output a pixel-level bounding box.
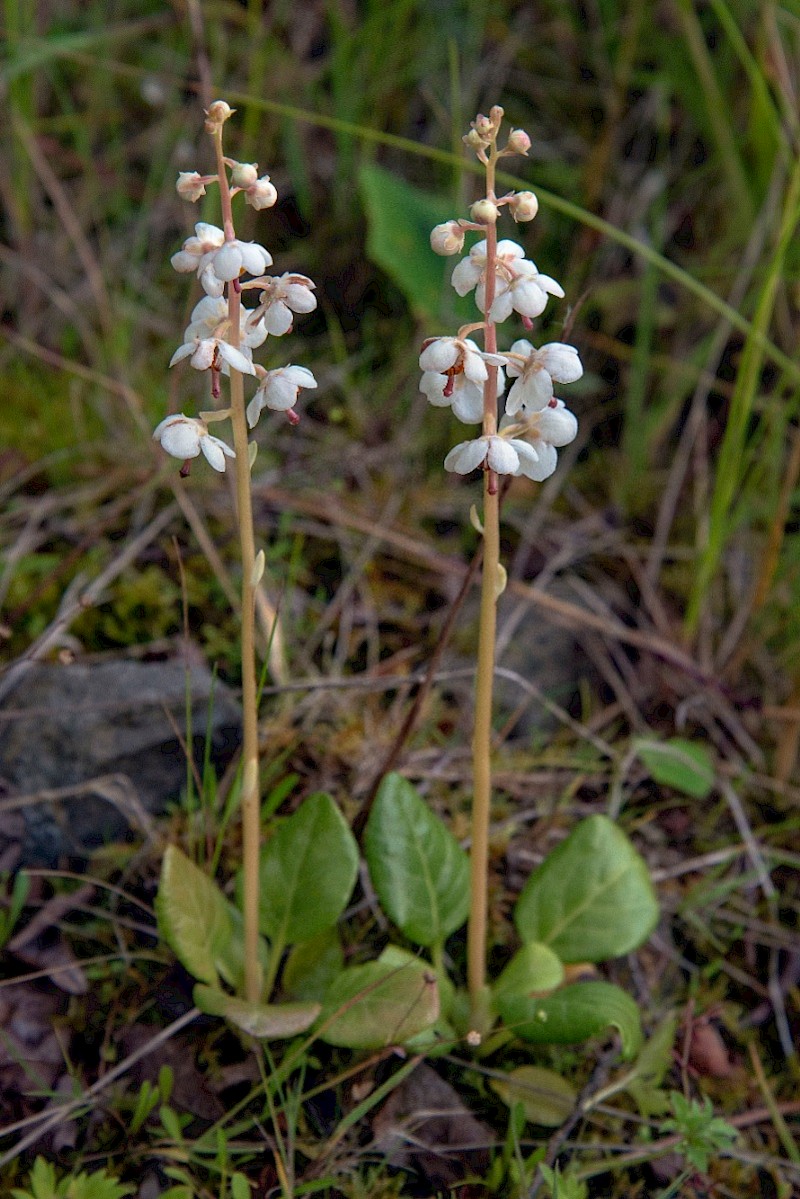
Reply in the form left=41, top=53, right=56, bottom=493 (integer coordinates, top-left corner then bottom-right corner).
left=489, top=105, right=505, bottom=125
left=506, top=128, right=531, bottom=156
left=470, top=199, right=499, bottom=225
left=430, top=221, right=465, bottom=255
left=473, top=112, right=494, bottom=139
left=509, top=190, right=539, bottom=222
left=230, top=161, right=258, bottom=188
left=204, top=100, right=234, bottom=131
left=176, top=171, right=207, bottom=202
left=245, top=175, right=278, bottom=210
left=463, top=128, right=486, bottom=151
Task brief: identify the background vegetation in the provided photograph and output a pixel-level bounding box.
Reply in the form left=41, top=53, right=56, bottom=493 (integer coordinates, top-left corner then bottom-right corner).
left=1, top=1, right=799, bottom=1196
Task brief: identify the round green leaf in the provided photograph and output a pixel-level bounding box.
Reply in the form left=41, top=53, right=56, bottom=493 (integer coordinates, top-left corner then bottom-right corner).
left=364, top=773, right=470, bottom=947
left=493, top=942, right=565, bottom=1001
left=514, top=815, right=658, bottom=962
left=282, top=928, right=344, bottom=1002
left=257, top=793, right=358, bottom=945
left=358, top=163, right=472, bottom=323
left=155, top=845, right=233, bottom=986
left=319, top=957, right=439, bottom=1049
left=498, top=981, right=643, bottom=1059
left=491, top=1065, right=577, bottom=1127
left=194, top=985, right=320, bottom=1039
left=633, top=737, right=715, bottom=798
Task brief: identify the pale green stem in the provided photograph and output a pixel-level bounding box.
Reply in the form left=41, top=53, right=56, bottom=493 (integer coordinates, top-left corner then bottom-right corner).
left=212, top=125, right=262, bottom=1004
left=467, top=145, right=500, bottom=1034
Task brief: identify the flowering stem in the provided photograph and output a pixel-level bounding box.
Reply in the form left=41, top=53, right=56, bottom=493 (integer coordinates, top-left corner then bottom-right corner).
left=467, top=149, right=500, bottom=1033
left=213, top=126, right=262, bottom=1005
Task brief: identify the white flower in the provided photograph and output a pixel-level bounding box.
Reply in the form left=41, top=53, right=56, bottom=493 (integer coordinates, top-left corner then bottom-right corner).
left=170, top=223, right=273, bottom=297
left=450, top=238, right=564, bottom=325
left=419, top=336, right=505, bottom=424
left=182, top=295, right=267, bottom=351
left=246, top=365, right=317, bottom=427
left=445, top=398, right=577, bottom=481
left=498, top=398, right=579, bottom=480
left=153, top=414, right=235, bottom=472
left=444, top=433, right=541, bottom=477
left=207, top=237, right=272, bottom=285
left=245, top=175, right=278, bottom=211
left=451, top=238, right=524, bottom=298
left=484, top=259, right=564, bottom=324
left=246, top=273, right=317, bottom=336
left=169, top=336, right=256, bottom=375
left=505, top=338, right=583, bottom=414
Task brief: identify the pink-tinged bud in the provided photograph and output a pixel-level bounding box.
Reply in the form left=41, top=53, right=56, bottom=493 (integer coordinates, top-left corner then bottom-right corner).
left=204, top=100, right=234, bottom=131
left=230, top=161, right=258, bottom=188
left=506, top=128, right=531, bottom=155
left=245, top=176, right=278, bottom=210
left=470, top=198, right=499, bottom=225
left=176, top=171, right=207, bottom=202
left=430, top=221, right=465, bottom=255
left=489, top=105, right=505, bottom=125
left=463, top=128, right=486, bottom=151
left=473, top=112, right=494, bottom=139
left=509, top=190, right=539, bottom=222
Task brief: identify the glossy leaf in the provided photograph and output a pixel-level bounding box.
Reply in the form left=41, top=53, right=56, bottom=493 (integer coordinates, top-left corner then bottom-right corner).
left=319, top=956, right=439, bottom=1049
left=155, top=845, right=233, bottom=986
left=491, top=1065, right=577, bottom=1127
left=498, top=981, right=643, bottom=1058
left=257, top=792, right=359, bottom=945
left=493, top=942, right=565, bottom=1001
left=364, top=773, right=470, bottom=947
left=633, top=737, right=715, bottom=798
left=194, top=985, right=320, bottom=1039
left=514, top=815, right=658, bottom=962
left=358, top=163, right=472, bottom=323
left=282, top=928, right=344, bottom=1002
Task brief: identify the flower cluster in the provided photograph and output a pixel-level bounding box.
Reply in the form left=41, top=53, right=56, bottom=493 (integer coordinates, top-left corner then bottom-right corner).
left=421, top=106, right=581, bottom=483
left=154, top=100, right=318, bottom=474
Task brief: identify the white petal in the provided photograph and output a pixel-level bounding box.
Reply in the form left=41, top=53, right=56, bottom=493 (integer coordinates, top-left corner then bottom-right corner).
left=217, top=341, right=257, bottom=375
left=200, top=435, right=231, bottom=471
left=420, top=372, right=450, bottom=405
left=213, top=244, right=243, bottom=282
left=538, top=274, right=565, bottom=298
left=240, top=242, right=272, bottom=275
left=511, top=279, right=548, bottom=319
left=283, top=365, right=317, bottom=389
left=444, top=438, right=489, bottom=474
left=199, top=264, right=225, bottom=297
left=169, top=343, right=195, bottom=367
left=246, top=394, right=263, bottom=428
left=517, top=439, right=557, bottom=481
left=510, top=338, right=534, bottom=357
left=159, top=419, right=201, bottom=459
left=496, top=239, right=525, bottom=260
left=486, top=437, right=520, bottom=474
left=189, top=340, right=216, bottom=371
left=420, top=338, right=459, bottom=372
left=463, top=352, right=488, bottom=386
left=265, top=303, right=294, bottom=335
left=451, top=257, right=482, bottom=296
left=488, top=288, right=514, bottom=323
left=537, top=403, right=578, bottom=447
left=171, top=250, right=199, bottom=273
left=284, top=283, right=317, bottom=312
left=451, top=381, right=485, bottom=423
left=194, top=223, right=225, bottom=246
left=539, top=343, right=583, bottom=383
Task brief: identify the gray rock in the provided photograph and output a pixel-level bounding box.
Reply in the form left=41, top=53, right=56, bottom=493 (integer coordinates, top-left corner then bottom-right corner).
left=0, top=652, right=241, bottom=864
